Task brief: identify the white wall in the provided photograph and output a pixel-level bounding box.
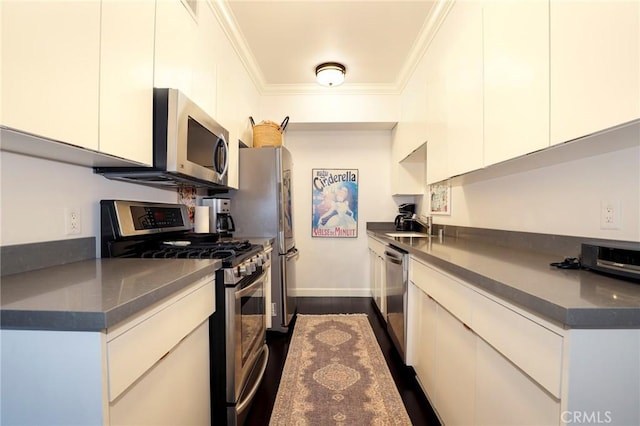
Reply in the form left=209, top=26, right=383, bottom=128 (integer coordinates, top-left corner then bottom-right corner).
left=260, top=93, right=400, bottom=127
left=0, top=149, right=176, bottom=249
left=284, top=124, right=638, bottom=298
left=285, top=129, right=409, bottom=297
left=433, top=143, right=640, bottom=242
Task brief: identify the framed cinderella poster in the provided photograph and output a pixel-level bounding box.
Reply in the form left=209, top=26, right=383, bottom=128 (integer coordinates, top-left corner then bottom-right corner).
left=311, top=168, right=358, bottom=238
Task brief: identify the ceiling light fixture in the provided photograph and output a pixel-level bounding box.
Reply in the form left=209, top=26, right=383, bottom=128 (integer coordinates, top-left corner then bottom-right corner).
left=315, top=62, right=346, bottom=87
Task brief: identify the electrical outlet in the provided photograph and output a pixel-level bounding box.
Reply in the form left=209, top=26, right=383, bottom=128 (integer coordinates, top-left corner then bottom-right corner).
left=65, top=207, right=82, bottom=235
left=600, top=200, right=621, bottom=230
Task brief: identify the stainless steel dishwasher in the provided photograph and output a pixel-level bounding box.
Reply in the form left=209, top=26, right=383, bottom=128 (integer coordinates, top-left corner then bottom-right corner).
left=384, top=244, right=408, bottom=362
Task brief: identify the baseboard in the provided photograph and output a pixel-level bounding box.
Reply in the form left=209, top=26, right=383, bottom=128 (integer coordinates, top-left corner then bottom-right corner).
left=293, top=287, right=373, bottom=297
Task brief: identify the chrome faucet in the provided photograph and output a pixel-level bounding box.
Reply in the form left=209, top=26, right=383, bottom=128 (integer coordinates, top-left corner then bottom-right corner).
left=411, top=214, right=433, bottom=235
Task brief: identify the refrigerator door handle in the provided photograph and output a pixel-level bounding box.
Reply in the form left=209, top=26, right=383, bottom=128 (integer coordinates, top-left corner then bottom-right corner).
left=285, top=248, right=299, bottom=260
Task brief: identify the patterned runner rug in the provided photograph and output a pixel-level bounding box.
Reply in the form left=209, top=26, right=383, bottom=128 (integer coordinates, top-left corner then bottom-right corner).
left=269, top=314, right=412, bottom=425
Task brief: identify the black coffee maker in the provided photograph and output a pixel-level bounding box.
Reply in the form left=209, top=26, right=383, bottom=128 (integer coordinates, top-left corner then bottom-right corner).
left=394, top=203, right=416, bottom=231
left=202, top=198, right=236, bottom=238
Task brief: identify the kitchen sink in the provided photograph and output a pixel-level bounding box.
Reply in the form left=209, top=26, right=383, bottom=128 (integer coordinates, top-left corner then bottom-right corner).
left=385, top=232, right=430, bottom=238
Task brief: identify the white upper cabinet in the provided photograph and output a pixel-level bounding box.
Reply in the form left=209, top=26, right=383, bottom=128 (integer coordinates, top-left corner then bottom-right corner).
left=1, top=1, right=101, bottom=150
left=191, top=1, right=218, bottom=119
left=425, top=0, right=483, bottom=185
left=550, top=0, right=640, bottom=145
left=393, top=46, right=428, bottom=195
left=425, top=18, right=449, bottom=185
left=439, top=0, right=484, bottom=178
left=154, top=0, right=198, bottom=99
left=99, top=0, right=155, bottom=165
left=391, top=135, right=425, bottom=196
left=483, top=0, right=550, bottom=167
left=398, top=52, right=429, bottom=160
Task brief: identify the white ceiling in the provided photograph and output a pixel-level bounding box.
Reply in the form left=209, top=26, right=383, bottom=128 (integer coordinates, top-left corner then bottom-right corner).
left=216, top=0, right=440, bottom=94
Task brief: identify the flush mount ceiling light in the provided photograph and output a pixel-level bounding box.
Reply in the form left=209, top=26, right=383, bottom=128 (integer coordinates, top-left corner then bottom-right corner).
left=315, top=62, right=346, bottom=87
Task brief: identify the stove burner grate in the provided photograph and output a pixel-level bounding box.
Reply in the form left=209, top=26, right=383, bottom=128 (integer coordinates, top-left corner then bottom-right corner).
left=140, top=247, right=238, bottom=260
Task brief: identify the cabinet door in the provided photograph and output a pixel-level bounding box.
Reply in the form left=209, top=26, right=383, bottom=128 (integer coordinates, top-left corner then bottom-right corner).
left=154, top=0, right=197, bottom=97
left=391, top=133, right=425, bottom=195
left=110, top=321, right=211, bottom=426
left=475, top=337, right=560, bottom=425
left=1, top=1, right=100, bottom=149
left=376, top=254, right=386, bottom=317
left=425, top=2, right=450, bottom=185
left=434, top=305, right=475, bottom=426
left=412, top=287, right=437, bottom=403
left=425, top=1, right=483, bottom=183
left=440, top=0, right=484, bottom=178
left=550, top=0, right=640, bottom=144
left=192, top=2, right=218, bottom=119
left=99, top=0, right=155, bottom=165
left=398, top=52, right=429, bottom=160
left=369, top=249, right=377, bottom=299
left=483, top=0, right=550, bottom=167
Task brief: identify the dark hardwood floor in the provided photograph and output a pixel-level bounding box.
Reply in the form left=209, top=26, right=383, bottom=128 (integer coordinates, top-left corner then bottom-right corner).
left=244, top=297, right=441, bottom=425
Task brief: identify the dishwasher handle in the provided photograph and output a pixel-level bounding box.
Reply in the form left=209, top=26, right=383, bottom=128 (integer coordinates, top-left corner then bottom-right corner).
left=384, top=250, right=404, bottom=265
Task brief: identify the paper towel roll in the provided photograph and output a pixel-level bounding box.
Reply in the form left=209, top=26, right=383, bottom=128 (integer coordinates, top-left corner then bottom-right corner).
left=194, top=206, right=210, bottom=233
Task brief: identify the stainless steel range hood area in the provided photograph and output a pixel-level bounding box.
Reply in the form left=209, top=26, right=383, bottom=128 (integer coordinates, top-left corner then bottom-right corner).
left=95, top=89, right=231, bottom=191
left=95, top=168, right=229, bottom=190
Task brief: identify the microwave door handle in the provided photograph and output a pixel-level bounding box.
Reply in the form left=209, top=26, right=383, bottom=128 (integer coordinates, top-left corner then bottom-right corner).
left=214, top=134, right=229, bottom=177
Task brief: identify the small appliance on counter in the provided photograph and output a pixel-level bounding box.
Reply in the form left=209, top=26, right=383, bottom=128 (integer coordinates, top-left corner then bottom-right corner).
left=394, top=203, right=417, bottom=231
left=202, top=198, right=235, bottom=238
left=581, top=241, right=640, bottom=282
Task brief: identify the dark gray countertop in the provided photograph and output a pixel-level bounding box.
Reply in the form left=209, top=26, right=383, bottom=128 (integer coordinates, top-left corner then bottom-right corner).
left=369, top=229, right=640, bottom=329
left=0, top=258, right=221, bottom=332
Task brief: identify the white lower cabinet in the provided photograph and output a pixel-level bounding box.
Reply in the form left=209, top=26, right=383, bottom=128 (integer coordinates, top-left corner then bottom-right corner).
left=475, top=337, right=560, bottom=426
left=368, top=236, right=387, bottom=317
left=433, top=304, right=476, bottom=426
left=408, top=282, right=436, bottom=401
left=408, top=257, right=561, bottom=425
left=110, top=321, right=211, bottom=425
left=0, top=276, right=215, bottom=426
left=408, top=256, right=640, bottom=426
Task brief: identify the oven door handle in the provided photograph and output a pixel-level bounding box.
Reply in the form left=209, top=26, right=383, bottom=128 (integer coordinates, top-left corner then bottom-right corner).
left=236, top=344, right=270, bottom=415
left=236, top=269, right=268, bottom=299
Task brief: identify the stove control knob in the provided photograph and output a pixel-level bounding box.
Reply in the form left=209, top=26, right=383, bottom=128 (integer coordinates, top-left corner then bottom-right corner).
left=248, top=261, right=257, bottom=273
left=238, top=264, right=247, bottom=276
left=255, top=255, right=263, bottom=267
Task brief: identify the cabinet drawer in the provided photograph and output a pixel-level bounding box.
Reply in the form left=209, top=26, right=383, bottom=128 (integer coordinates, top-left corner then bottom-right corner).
left=368, top=236, right=386, bottom=257
left=106, top=276, right=215, bottom=401
left=472, top=290, right=563, bottom=398
left=410, top=258, right=473, bottom=325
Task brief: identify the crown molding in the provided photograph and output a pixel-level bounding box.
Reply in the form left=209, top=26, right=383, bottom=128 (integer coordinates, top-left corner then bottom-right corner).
left=394, top=0, right=455, bottom=93
left=208, top=0, right=455, bottom=97
left=207, top=0, right=266, bottom=92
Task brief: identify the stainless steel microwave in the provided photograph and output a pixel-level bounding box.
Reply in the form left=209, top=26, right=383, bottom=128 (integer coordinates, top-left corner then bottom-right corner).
left=95, top=88, right=230, bottom=189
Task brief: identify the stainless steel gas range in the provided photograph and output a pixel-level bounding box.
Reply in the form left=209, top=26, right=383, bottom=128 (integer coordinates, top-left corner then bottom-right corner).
left=101, top=200, right=269, bottom=425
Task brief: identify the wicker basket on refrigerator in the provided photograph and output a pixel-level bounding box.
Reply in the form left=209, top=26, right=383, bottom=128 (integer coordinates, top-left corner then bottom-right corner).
left=250, top=116, right=289, bottom=147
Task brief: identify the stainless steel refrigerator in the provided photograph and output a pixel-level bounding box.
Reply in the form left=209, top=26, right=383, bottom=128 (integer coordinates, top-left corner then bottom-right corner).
left=231, top=146, right=298, bottom=333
